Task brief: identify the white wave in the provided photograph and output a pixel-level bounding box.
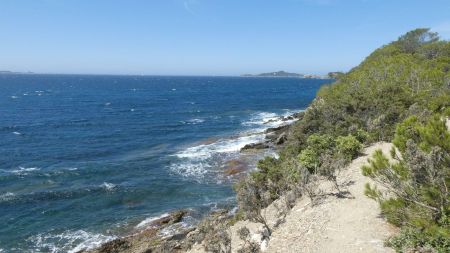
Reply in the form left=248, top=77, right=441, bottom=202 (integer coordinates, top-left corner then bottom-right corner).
left=170, top=133, right=265, bottom=178
left=6, top=166, right=40, bottom=176
left=170, top=162, right=211, bottom=178
left=176, top=134, right=264, bottom=160
left=242, top=110, right=303, bottom=130
left=171, top=110, right=302, bottom=180
left=135, top=213, right=170, bottom=229
left=28, top=230, right=116, bottom=253
left=187, top=118, right=204, bottom=124
left=100, top=182, right=116, bottom=191
left=241, top=112, right=278, bottom=126
left=158, top=222, right=191, bottom=238
left=10, top=95, right=18, bottom=99
left=12, top=131, right=21, bottom=135
left=180, top=118, right=205, bottom=125
left=0, top=192, right=16, bottom=202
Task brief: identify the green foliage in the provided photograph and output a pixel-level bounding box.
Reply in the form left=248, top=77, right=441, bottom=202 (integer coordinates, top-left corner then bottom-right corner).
left=394, top=28, right=439, bottom=54
left=394, top=115, right=450, bottom=153
left=298, top=134, right=335, bottom=171
left=298, top=148, right=319, bottom=171
left=363, top=115, right=450, bottom=252
left=386, top=227, right=450, bottom=253
left=392, top=116, right=421, bottom=153
left=284, top=28, right=449, bottom=144
left=306, top=134, right=334, bottom=151
left=335, top=135, right=362, bottom=160
left=353, top=129, right=370, bottom=144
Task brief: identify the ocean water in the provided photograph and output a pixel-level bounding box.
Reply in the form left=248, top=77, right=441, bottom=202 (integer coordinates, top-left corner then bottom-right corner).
left=0, top=75, right=330, bottom=252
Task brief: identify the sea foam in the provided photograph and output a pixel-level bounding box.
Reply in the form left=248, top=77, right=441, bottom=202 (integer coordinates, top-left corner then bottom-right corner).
left=28, top=230, right=116, bottom=253
left=135, top=213, right=170, bottom=229
left=170, top=110, right=301, bottom=181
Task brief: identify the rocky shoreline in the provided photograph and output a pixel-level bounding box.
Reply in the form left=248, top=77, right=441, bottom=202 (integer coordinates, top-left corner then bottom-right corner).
left=240, top=112, right=304, bottom=151
left=81, top=111, right=304, bottom=253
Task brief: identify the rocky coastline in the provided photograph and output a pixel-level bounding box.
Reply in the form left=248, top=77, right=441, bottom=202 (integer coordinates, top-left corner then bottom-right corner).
left=82, top=111, right=304, bottom=253
left=240, top=112, right=304, bottom=151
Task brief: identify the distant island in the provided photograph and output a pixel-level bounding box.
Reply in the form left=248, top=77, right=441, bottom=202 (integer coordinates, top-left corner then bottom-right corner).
left=241, top=70, right=330, bottom=79
left=0, top=70, right=34, bottom=75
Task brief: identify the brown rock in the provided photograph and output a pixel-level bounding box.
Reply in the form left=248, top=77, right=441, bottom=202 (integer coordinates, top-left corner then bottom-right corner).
left=223, top=159, right=247, bottom=176
left=93, top=239, right=131, bottom=253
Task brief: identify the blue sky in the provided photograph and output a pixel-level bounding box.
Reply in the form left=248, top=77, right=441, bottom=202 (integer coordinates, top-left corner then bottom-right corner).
left=1, top=0, right=449, bottom=75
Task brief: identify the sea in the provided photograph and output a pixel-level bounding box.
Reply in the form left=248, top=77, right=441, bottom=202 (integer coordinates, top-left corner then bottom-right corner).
left=0, top=74, right=331, bottom=252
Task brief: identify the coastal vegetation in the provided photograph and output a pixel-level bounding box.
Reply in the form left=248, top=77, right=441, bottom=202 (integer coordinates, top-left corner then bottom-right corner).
left=234, top=28, right=450, bottom=252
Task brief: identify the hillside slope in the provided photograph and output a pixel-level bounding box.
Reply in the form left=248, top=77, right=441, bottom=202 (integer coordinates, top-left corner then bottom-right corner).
left=189, top=142, right=398, bottom=253
left=266, top=142, right=397, bottom=253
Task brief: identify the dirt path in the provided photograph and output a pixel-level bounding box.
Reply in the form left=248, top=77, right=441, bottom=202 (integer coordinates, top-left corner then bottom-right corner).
left=266, top=142, right=398, bottom=253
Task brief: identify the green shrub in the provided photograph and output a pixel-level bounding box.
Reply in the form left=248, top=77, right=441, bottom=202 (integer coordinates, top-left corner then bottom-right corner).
left=298, top=134, right=336, bottom=171
left=353, top=129, right=370, bottom=144
left=362, top=115, right=450, bottom=252
left=336, top=135, right=362, bottom=161
left=386, top=227, right=450, bottom=253
left=298, top=148, right=319, bottom=172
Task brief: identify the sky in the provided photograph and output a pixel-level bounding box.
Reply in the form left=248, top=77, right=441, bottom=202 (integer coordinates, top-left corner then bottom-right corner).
left=1, top=0, right=449, bottom=76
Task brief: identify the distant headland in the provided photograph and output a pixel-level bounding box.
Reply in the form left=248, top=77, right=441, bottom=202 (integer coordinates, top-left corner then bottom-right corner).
left=241, top=70, right=337, bottom=79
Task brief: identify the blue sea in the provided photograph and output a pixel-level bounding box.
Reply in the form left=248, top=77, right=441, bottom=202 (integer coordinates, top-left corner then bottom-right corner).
left=0, top=75, right=330, bottom=252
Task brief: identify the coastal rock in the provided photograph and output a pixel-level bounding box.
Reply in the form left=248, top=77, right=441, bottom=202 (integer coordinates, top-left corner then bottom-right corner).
left=140, top=210, right=187, bottom=229
left=292, top=111, right=305, bottom=120
left=265, top=124, right=291, bottom=145
left=275, top=132, right=287, bottom=145
left=240, top=142, right=271, bottom=151
left=83, top=210, right=189, bottom=253
left=264, top=124, right=290, bottom=134
left=90, top=239, right=131, bottom=253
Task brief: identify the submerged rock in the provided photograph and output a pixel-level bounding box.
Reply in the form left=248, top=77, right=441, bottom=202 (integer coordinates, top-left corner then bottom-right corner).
left=223, top=159, right=247, bottom=176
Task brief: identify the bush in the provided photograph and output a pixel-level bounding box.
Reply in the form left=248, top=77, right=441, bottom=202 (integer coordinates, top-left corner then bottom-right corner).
left=298, top=134, right=335, bottom=171
left=386, top=227, right=450, bottom=253
left=235, top=177, right=273, bottom=236
left=335, top=135, right=362, bottom=161
left=362, top=115, right=450, bottom=252
left=353, top=129, right=370, bottom=144
left=298, top=148, right=319, bottom=172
